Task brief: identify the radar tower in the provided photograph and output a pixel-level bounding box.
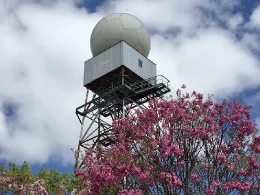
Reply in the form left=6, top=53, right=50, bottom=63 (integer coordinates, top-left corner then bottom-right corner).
left=74, top=13, right=171, bottom=171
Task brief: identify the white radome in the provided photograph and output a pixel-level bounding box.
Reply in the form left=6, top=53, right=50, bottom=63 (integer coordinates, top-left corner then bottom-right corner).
left=90, top=13, right=151, bottom=57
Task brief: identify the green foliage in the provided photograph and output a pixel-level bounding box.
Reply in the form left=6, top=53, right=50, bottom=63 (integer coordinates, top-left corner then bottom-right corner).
left=1, top=161, right=34, bottom=180
left=0, top=161, right=82, bottom=194
left=38, top=169, right=82, bottom=194
left=0, top=161, right=35, bottom=194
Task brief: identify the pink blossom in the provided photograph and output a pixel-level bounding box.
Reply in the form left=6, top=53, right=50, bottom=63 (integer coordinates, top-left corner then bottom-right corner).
left=118, top=189, right=142, bottom=195
left=206, top=187, right=214, bottom=195
left=181, top=84, right=186, bottom=89
left=176, top=89, right=181, bottom=96
left=138, top=171, right=150, bottom=181
left=248, top=155, right=259, bottom=168
left=177, top=160, right=185, bottom=166
left=191, top=173, right=199, bottom=184
left=212, top=180, right=220, bottom=187
left=76, top=85, right=260, bottom=194
left=217, top=153, right=226, bottom=163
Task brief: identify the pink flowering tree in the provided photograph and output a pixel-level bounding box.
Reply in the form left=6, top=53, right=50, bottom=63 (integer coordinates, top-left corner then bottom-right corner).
left=76, top=85, right=260, bottom=195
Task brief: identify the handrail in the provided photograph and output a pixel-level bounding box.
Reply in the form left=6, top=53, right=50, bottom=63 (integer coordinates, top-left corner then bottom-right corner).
left=131, top=75, right=170, bottom=90
left=76, top=75, right=171, bottom=117
left=93, top=75, right=170, bottom=99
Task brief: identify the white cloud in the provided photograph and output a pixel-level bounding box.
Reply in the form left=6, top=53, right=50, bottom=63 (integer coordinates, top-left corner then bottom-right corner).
left=0, top=0, right=260, bottom=165
left=150, top=28, right=260, bottom=96
left=240, top=4, right=260, bottom=54
left=250, top=5, right=260, bottom=28
left=240, top=32, right=260, bottom=53
left=0, top=0, right=103, bottom=164
left=227, top=13, right=244, bottom=30
left=98, top=0, right=209, bottom=32
left=97, top=0, right=242, bottom=33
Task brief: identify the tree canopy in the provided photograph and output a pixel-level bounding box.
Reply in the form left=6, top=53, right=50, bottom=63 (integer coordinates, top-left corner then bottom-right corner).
left=76, top=85, right=260, bottom=194
left=0, top=161, right=82, bottom=194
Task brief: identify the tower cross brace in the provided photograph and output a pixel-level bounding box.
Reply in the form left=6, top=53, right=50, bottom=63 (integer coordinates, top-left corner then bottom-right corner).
left=74, top=67, right=170, bottom=171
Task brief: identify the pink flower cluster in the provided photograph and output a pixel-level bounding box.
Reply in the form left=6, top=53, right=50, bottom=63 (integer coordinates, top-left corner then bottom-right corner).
left=224, top=181, right=251, bottom=192
left=206, top=187, right=214, bottom=195
left=248, top=155, right=259, bottom=169
left=75, top=162, right=117, bottom=193
left=212, top=180, right=220, bottom=187
left=0, top=176, right=48, bottom=195
left=159, top=172, right=182, bottom=187
left=190, top=173, right=199, bottom=184
left=76, top=85, right=260, bottom=194
left=252, top=136, right=260, bottom=153
left=216, top=153, right=226, bottom=163
left=19, top=179, right=48, bottom=195
left=118, top=189, right=142, bottom=195
left=160, top=144, right=184, bottom=158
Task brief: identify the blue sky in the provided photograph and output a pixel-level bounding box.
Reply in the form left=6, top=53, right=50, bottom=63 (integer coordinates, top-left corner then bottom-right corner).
left=0, top=0, right=260, bottom=176
left=78, top=0, right=104, bottom=12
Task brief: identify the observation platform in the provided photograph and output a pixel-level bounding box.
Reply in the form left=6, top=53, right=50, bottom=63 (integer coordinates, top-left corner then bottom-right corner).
left=76, top=75, right=170, bottom=121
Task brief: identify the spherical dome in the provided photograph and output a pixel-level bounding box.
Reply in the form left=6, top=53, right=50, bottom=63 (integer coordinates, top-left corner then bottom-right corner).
left=90, top=13, right=151, bottom=57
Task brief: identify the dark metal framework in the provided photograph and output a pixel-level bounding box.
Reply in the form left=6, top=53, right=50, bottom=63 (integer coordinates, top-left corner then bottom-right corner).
left=74, top=67, right=170, bottom=170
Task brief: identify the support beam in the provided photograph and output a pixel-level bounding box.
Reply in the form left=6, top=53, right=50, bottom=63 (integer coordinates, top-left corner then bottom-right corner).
left=74, top=75, right=171, bottom=171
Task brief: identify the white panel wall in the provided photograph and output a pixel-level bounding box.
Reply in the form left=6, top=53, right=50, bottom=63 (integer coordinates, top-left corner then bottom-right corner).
left=121, top=41, right=156, bottom=80
left=84, top=41, right=156, bottom=86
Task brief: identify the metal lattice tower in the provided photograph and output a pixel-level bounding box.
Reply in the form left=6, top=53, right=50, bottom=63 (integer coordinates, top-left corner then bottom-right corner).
left=73, top=13, right=171, bottom=171
left=74, top=72, right=170, bottom=170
